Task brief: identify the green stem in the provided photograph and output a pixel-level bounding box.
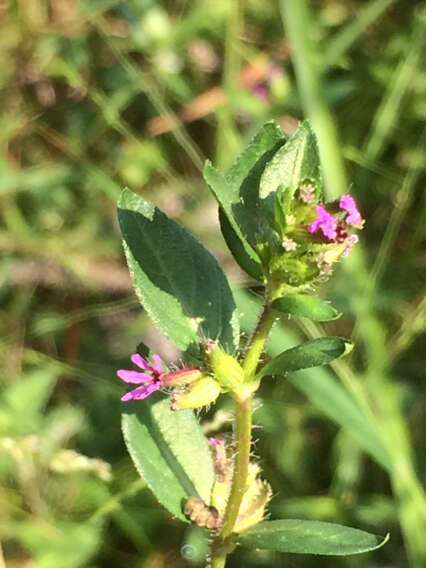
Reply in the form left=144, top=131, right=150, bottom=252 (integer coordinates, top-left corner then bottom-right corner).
left=211, top=552, right=226, bottom=568
left=242, top=301, right=276, bottom=381
left=220, top=392, right=253, bottom=540
left=210, top=298, right=276, bottom=566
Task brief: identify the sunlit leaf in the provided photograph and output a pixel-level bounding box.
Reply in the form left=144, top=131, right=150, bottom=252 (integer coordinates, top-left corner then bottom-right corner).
left=118, top=188, right=239, bottom=353
left=219, top=208, right=264, bottom=281
left=239, top=519, right=389, bottom=555
left=204, top=121, right=286, bottom=252
left=258, top=337, right=352, bottom=378
left=272, top=295, right=341, bottom=321
left=122, top=394, right=215, bottom=522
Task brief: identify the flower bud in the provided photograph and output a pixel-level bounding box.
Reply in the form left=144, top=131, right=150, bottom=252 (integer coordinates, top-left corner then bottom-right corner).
left=208, top=345, right=244, bottom=391
left=160, top=367, right=203, bottom=387
left=170, top=377, right=221, bottom=410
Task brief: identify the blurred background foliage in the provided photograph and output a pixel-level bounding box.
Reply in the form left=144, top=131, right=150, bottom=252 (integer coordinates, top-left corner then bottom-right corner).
left=0, top=0, right=425, bottom=567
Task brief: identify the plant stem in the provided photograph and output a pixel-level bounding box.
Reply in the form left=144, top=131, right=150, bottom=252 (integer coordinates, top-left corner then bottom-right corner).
left=210, top=297, right=276, bottom=566
left=220, top=392, right=253, bottom=540
left=211, top=552, right=226, bottom=568
left=243, top=295, right=276, bottom=381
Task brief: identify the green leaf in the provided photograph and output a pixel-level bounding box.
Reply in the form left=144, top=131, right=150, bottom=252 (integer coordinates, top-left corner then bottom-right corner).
left=234, top=288, right=390, bottom=469
left=203, top=121, right=286, bottom=252
left=118, top=188, right=239, bottom=353
left=238, top=519, right=389, bottom=556
left=219, top=208, right=264, bottom=281
left=258, top=337, right=353, bottom=378
left=203, top=162, right=260, bottom=265
left=272, top=295, right=341, bottom=321
left=122, top=394, right=215, bottom=522
left=259, top=121, right=322, bottom=218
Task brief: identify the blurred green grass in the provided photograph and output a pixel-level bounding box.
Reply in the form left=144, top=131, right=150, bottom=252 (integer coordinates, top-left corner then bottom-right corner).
left=0, top=1, right=425, bottom=567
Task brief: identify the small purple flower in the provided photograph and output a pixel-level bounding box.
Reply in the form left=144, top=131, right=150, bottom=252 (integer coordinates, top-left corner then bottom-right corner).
left=117, top=354, right=203, bottom=402
left=308, top=205, right=337, bottom=240
left=117, top=353, right=163, bottom=401
left=339, top=194, right=364, bottom=228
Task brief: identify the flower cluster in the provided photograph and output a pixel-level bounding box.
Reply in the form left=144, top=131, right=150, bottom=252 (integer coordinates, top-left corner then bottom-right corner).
left=262, top=186, right=364, bottom=291
left=308, top=193, right=364, bottom=257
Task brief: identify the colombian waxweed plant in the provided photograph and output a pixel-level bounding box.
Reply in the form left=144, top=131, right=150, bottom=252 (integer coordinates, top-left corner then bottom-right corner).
left=116, top=121, right=388, bottom=567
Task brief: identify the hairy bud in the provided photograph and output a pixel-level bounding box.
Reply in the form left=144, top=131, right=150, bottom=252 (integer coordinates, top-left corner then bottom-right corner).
left=207, top=344, right=244, bottom=391
left=170, top=377, right=221, bottom=410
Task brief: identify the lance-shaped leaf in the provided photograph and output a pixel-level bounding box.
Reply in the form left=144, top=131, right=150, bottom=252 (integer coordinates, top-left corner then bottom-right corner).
left=219, top=208, right=264, bottom=281
left=122, top=394, right=215, bottom=522
left=258, top=337, right=352, bottom=378
left=204, top=121, right=286, bottom=253
left=271, top=295, right=341, bottom=321
left=259, top=121, right=322, bottom=220
left=118, top=188, right=239, bottom=353
left=238, top=519, right=389, bottom=556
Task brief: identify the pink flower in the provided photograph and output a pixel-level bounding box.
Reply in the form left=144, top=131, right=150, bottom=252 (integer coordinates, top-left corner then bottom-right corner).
left=117, top=353, right=164, bottom=401
left=339, top=194, right=363, bottom=227
left=117, top=354, right=203, bottom=402
left=308, top=205, right=337, bottom=240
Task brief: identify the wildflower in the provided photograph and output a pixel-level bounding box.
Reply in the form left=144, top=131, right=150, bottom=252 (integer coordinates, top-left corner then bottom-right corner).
left=308, top=205, right=337, bottom=240
left=117, top=353, right=202, bottom=402
left=307, top=194, right=363, bottom=257
left=339, top=194, right=364, bottom=228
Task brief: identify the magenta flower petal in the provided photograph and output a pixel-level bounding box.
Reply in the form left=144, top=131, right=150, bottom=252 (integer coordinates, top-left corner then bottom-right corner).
left=130, top=353, right=154, bottom=370
left=339, top=194, right=363, bottom=227
left=121, top=381, right=161, bottom=402
left=117, top=369, right=152, bottom=384
left=308, top=205, right=337, bottom=240
left=151, top=354, right=163, bottom=373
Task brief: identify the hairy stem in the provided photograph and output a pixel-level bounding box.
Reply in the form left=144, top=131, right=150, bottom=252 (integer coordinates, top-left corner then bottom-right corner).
left=243, top=297, right=276, bottom=381
left=210, top=297, right=276, bottom=566
left=220, top=392, right=253, bottom=540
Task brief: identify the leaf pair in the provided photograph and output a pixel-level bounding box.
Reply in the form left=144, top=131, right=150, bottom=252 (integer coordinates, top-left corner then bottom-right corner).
left=204, top=121, right=322, bottom=282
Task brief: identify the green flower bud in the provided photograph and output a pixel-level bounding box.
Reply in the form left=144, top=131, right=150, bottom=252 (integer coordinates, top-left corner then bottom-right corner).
left=161, top=367, right=204, bottom=386
left=170, top=377, right=221, bottom=411
left=208, top=345, right=244, bottom=391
